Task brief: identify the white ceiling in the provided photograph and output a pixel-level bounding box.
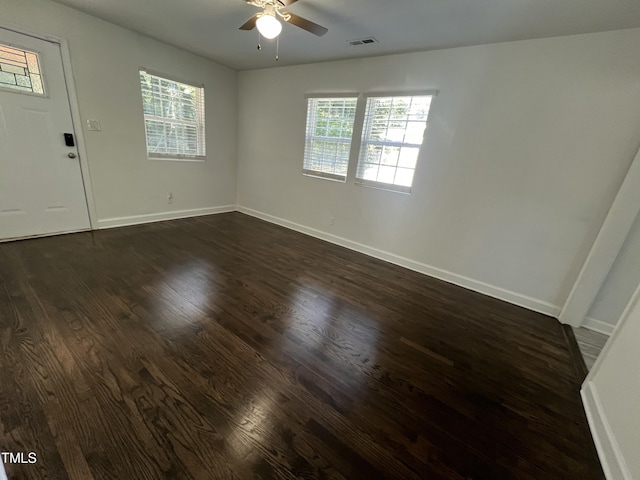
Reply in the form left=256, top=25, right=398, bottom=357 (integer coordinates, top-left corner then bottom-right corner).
left=50, top=0, right=640, bottom=70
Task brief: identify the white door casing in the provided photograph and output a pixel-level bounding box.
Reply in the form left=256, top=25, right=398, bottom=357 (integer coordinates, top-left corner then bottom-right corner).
left=559, top=142, right=640, bottom=327
left=0, top=27, right=90, bottom=241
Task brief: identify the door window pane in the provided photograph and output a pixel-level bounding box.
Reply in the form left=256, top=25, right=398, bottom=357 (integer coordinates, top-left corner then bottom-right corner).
left=0, top=44, right=44, bottom=95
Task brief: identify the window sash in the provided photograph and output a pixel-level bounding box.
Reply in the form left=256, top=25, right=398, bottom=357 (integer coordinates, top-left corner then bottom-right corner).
left=303, top=96, right=358, bottom=181
left=356, top=95, right=433, bottom=192
left=144, top=114, right=198, bottom=128
left=144, top=119, right=202, bottom=157
left=139, top=69, right=205, bottom=160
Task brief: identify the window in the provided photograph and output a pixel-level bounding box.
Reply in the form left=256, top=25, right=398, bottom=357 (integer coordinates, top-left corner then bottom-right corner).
left=139, top=69, right=205, bottom=160
left=0, top=43, right=44, bottom=95
left=356, top=94, right=434, bottom=193
left=303, top=95, right=358, bottom=182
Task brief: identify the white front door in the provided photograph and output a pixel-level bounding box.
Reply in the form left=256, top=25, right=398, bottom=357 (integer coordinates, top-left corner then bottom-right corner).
left=0, top=27, right=90, bottom=241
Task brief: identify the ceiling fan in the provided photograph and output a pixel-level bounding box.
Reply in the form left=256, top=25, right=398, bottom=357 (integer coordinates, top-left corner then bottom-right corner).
left=239, top=0, right=328, bottom=40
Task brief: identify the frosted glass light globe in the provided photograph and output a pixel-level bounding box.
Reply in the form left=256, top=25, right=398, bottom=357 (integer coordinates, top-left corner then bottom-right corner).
left=256, top=14, right=282, bottom=39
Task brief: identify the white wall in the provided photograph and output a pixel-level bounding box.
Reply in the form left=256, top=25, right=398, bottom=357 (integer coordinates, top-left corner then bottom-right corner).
left=2, top=0, right=238, bottom=225
left=586, top=211, right=640, bottom=333
left=583, top=284, right=640, bottom=479
left=237, top=28, right=640, bottom=314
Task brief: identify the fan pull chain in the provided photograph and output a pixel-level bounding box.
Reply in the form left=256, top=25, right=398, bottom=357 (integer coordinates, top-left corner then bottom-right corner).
left=276, top=35, right=279, bottom=61
left=257, top=32, right=262, bottom=50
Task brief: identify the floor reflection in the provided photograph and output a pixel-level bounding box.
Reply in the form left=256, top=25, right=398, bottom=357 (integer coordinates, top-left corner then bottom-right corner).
left=228, top=391, right=275, bottom=460
left=148, top=259, right=219, bottom=331
left=285, top=281, right=381, bottom=390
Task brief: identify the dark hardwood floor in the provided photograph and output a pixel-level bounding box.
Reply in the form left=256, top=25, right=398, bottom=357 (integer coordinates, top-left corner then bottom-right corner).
left=0, top=212, right=603, bottom=479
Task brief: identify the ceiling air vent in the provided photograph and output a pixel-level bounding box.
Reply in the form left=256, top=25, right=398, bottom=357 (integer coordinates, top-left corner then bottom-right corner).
left=349, top=37, right=378, bottom=46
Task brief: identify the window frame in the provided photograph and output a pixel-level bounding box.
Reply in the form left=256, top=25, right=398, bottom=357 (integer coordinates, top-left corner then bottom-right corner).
left=354, top=90, right=437, bottom=194
left=302, top=93, right=359, bottom=182
left=139, top=67, right=206, bottom=162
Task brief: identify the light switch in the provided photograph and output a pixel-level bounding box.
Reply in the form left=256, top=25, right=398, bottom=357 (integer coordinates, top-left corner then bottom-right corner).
left=86, top=119, right=101, bottom=131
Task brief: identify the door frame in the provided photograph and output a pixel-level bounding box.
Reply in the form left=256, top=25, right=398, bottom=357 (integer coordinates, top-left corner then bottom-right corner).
left=559, top=141, right=640, bottom=328
left=0, top=20, right=97, bottom=230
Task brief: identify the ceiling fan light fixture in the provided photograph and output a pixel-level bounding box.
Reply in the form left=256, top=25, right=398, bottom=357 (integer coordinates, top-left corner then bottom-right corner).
left=256, top=14, right=282, bottom=39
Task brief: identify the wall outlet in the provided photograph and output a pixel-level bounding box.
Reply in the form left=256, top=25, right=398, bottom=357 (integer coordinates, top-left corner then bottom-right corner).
left=329, top=217, right=335, bottom=227
left=167, top=193, right=173, bottom=204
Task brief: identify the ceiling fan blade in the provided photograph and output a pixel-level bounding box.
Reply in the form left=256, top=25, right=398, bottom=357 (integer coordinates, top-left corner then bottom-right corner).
left=284, top=12, right=328, bottom=36
left=277, top=0, right=299, bottom=6
left=239, top=13, right=259, bottom=31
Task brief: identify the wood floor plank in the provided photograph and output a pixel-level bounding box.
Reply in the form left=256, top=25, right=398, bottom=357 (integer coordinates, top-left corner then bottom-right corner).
left=0, top=212, right=604, bottom=479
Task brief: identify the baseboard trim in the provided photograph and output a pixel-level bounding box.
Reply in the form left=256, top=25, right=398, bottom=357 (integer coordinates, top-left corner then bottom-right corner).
left=0, top=228, right=91, bottom=243
left=581, top=381, right=631, bottom=480
left=237, top=206, right=560, bottom=317
left=582, top=317, right=615, bottom=336
left=97, top=205, right=237, bottom=229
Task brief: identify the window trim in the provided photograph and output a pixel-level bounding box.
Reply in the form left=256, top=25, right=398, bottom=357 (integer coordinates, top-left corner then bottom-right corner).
left=355, top=178, right=413, bottom=194
left=361, top=89, right=439, bottom=99
left=303, top=93, right=359, bottom=182
left=139, top=67, right=206, bottom=162
left=304, top=92, right=360, bottom=99
left=354, top=90, right=437, bottom=194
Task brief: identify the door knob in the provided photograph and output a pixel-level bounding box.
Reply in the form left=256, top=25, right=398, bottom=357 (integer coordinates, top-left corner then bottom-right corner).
left=68, top=152, right=77, bottom=158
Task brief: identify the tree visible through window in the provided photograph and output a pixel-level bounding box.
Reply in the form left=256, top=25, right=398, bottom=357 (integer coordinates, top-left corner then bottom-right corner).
left=139, top=69, right=206, bottom=160
left=303, top=96, right=358, bottom=181
left=356, top=95, right=433, bottom=193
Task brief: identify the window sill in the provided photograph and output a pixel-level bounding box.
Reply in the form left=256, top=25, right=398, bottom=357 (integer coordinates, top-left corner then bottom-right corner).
left=303, top=171, right=347, bottom=183
left=355, top=179, right=411, bottom=194
left=148, top=156, right=206, bottom=163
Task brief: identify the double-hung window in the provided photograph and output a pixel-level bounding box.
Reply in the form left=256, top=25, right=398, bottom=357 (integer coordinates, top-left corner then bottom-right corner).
left=303, top=95, right=358, bottom=182
left=356, top=93, right=434, bottom=193
left=139, top=69, right=206, bottom=161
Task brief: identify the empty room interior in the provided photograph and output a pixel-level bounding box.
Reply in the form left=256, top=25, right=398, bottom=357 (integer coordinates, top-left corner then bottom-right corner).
left=1, top=0, right=640, bottom=478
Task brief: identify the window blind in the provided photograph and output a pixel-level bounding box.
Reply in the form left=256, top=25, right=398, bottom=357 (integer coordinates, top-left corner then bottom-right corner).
left=303, top=96, right=358, bottom=181
left=139, top=70, right=206, bottom=160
